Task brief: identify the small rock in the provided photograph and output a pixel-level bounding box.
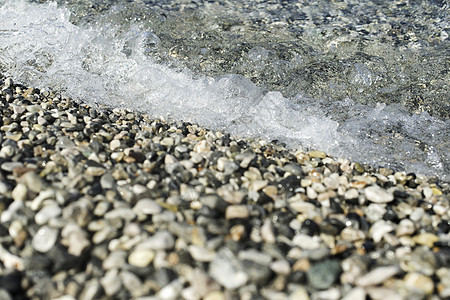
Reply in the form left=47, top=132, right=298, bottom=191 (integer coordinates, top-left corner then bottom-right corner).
left=133, top=199, right=162, bottom=215
left=128, top=249, right=155, bottom=268
left=100, top=269, right=122, bottom=296
left=135, top=230, right=175, bottom=250
left=209, top=248, right=248, bottom=290
left=32, top=226, right=58, bottom=253
left=225, top=205, right=249, bottom=219
left=413, top=233, right=439, bottom=248
left=11, top=183, right=28, bottom=202
left=309, top=151, right=327, bottom=159
left=307, top=259, right=341, bottom=290
left=356, top=265, right=400, bottom=287
left=188, top=245, right=217, bottom=262
left=404, top=272, right=434, bottom=296
left=342, top=287, right=366, bottom=300
left=364, top=185, right=394, bottom=203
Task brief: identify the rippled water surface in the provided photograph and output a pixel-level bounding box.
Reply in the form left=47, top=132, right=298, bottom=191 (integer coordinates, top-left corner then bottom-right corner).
left=0, top=0, right=449, bottom=180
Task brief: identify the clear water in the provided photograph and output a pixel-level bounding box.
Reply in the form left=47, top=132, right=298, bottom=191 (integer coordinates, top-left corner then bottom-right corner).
left=0, top=0, right=449, bottom=181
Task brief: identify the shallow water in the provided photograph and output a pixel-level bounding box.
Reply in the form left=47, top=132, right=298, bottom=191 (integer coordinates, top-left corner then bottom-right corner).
left=0, top=0, right=449, bottom=181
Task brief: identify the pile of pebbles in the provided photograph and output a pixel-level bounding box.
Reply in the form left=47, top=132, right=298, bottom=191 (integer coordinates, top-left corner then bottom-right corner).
left=0, top=76, right=449, bottom=300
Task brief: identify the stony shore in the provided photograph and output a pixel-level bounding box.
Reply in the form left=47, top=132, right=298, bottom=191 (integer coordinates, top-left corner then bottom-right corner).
left=0, top=76, right=449, bottom=300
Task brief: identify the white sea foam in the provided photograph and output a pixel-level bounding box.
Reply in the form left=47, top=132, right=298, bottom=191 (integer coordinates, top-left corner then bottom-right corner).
left=0, top=0, right=448, bottom=180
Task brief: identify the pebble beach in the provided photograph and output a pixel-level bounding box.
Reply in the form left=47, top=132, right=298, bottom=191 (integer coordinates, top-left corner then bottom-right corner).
left=0, top=76, right=449, bottom=299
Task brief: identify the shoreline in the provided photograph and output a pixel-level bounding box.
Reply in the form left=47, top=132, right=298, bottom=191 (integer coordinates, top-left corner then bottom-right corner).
left=0, top=76, right=449, bottom=299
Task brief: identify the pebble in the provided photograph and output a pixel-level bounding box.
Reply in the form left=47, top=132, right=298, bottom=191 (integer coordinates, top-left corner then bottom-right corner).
left=356, top=265, right=400, bottom=287
left=413, top=233, right=439, bottom=248
left=307, top=259, right=341, bottom=290
left=100, top=269, right=122, bottom=296
left=403, top=272, right=434, bottom=296
left=135, top=230, right=175, bottom=250
left=209, top=248, right=248, bottom=290
left=32, top=226, right=59, bottom=253
left=128, top=249, right=155, bottom=267
left=364, top=185, right=394, bottom=203
left=225, top=205, right=249, bottom=219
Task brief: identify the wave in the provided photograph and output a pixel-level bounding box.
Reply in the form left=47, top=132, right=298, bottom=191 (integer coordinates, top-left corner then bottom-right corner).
left=0, top=0, right=448, bottom=181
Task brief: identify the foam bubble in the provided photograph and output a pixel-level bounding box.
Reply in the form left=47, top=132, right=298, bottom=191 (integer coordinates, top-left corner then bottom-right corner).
left=0, top=0, right=448, bottom=181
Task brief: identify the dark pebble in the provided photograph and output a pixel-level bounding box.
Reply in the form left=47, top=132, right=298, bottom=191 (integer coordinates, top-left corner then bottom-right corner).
left=306, top=259, right=341, bottom=290
left=300, top=219, right=321, bottom=236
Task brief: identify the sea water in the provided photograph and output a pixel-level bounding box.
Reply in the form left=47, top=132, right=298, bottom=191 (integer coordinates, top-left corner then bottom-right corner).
left=0, top=0, right=448, bottom=181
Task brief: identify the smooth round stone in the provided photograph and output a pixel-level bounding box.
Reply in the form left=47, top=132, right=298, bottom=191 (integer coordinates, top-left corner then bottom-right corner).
left=270, top=260, right=291, bottom=275
left=369, top=220, right=394, bottom=243
left=1, top=162, right=23, bottom=172
left=22, top=172, right=45, bottom=193
left=307, top=259, right=341, bottom=290
left=128, top=249, right=155, bottom=268
left=100, top=269, right=122, bottom=296
left=344, top=188, right=360, bottom=199
left=342, top=287, right=366, bottom=300
left=203, top=291, right=225, bottom=300
left=136, top=230, right=175, bottom=250
left=103, top=251, right=127, bottom=270
left=283, top=163, right=303, bottom=176
left=292, top=234, right=321, bottom=250
left=311, top=288, right=341, bottom=300
left=110, top=139, right=121, bottom=151
left=133, top=199, right=162, bottom=215
left=35, top=204, right=62, bottom=225
left=188, top=245, right=217, bottom=262
left=85, top=167, right=105, bottom=176
left=396, top=219, right=415, bottom=236
left=11, top=183, right=27, bottom=202
left=261, top=218, right=276, bottom=244
left=32, top=226, right=58, bottom=253
left=365, top=203, right=387, bottom=222
left=340, top=228, right=366, bottom=242
left=364, top=185, right=394, bottom=203
left=119, top=271, right=143, bottom=296
left=209, top=248, right=248, bottom=290
left=104, top=208, right=136, bottom=221
left=404, top=272, right=434, bottom=295
left=100, top=173, right=115, bottom=190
